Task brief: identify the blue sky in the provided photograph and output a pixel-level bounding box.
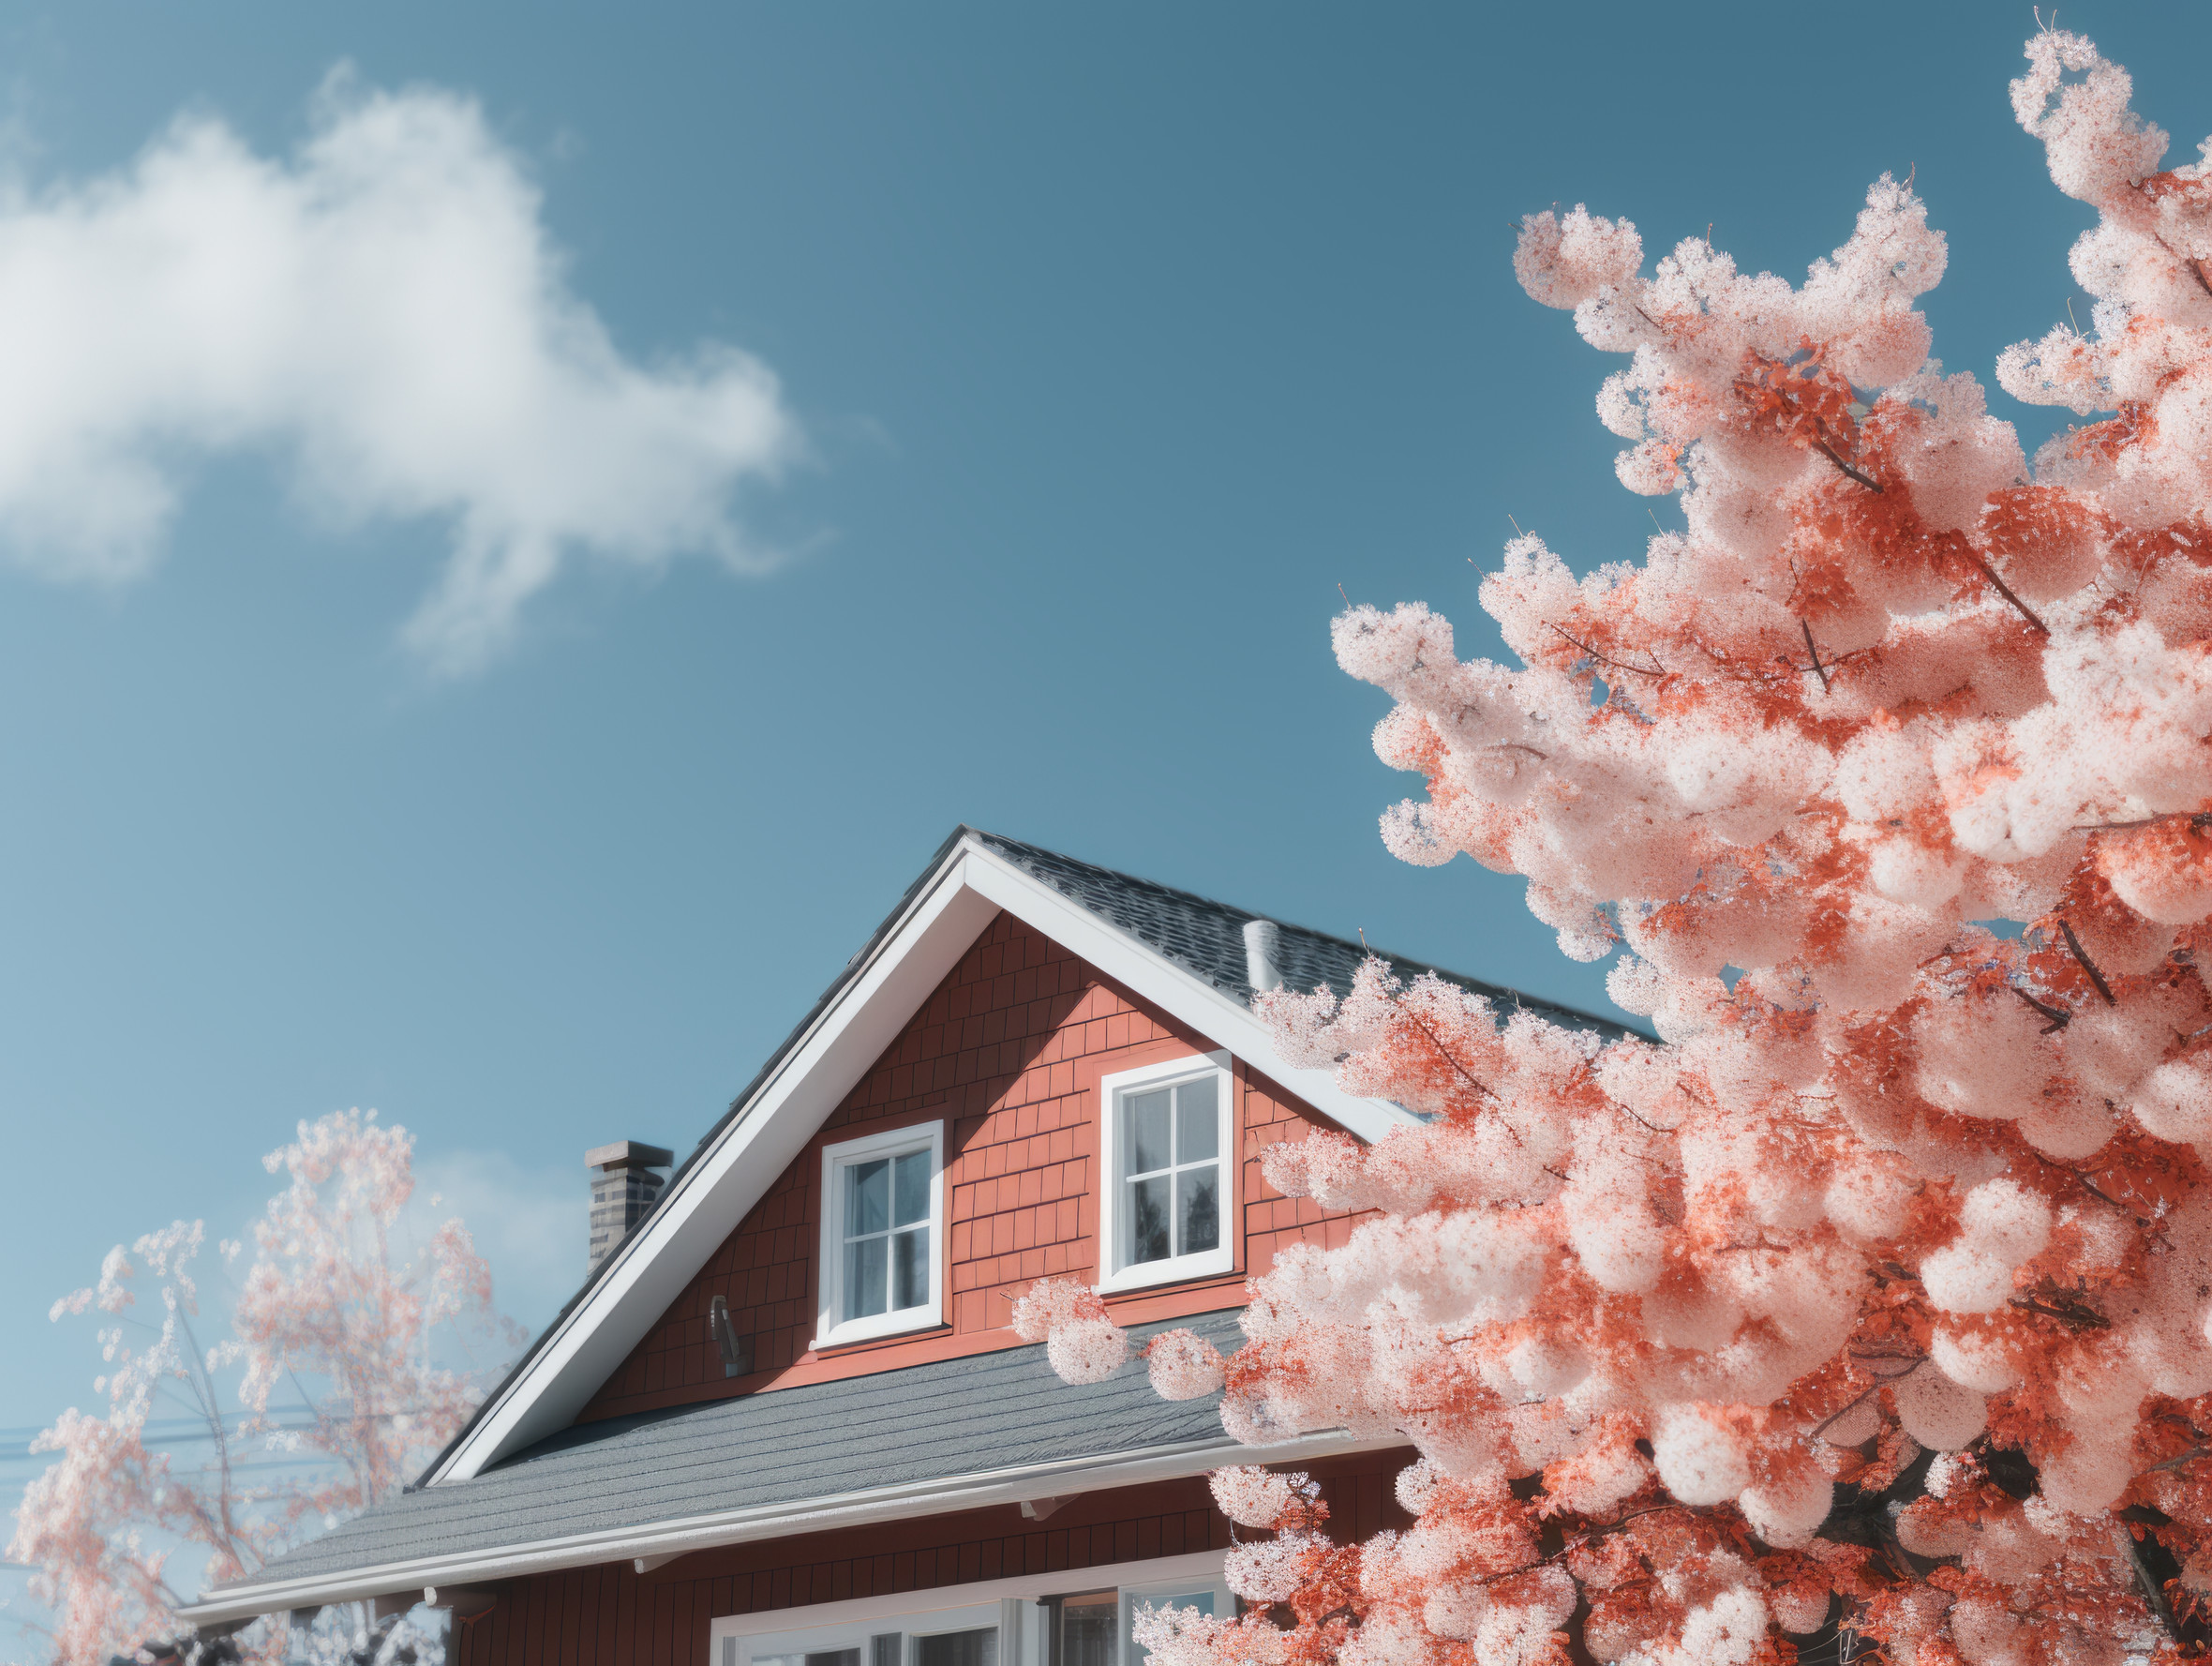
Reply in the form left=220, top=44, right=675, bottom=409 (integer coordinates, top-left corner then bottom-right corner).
left=4, top=0, right=2209, bottom=1495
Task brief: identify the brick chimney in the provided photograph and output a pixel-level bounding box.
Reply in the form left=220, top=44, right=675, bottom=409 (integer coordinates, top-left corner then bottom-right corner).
left=586, top=1141, right=674, bottom=1274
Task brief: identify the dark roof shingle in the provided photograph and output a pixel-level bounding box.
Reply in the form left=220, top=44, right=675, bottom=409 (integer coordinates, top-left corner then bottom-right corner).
left=966, top=830, right=1630, bottom=1043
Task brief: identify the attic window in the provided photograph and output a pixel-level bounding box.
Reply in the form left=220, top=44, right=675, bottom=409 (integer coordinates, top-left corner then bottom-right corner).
left=1096, top=1054, right=1235, bottom=1293
left=815, top=1121, right=945, bottom=1347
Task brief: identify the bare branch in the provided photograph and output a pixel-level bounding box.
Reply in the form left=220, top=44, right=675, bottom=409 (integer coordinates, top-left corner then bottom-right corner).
left=2010, top=983, right=2071, bottom=1033
left=1549, top=623, right=1666, bottom=679
left=1801, top=619, right=1831, bottom=693
left=2073, top=809, right=2212, bottom=834
left=1971, top=554, right=2051, bottom=635
left=2058, top=918, right=2117, bottom=1006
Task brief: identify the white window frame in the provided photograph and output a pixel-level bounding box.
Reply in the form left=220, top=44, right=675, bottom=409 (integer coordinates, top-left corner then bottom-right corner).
left=1096, top=1052, right=1235, bottom=1294
left=815, top=1120, right=946, bottom=1347
left=710, top=1549, right=1232, bottom=1666
left=728, top=1600, right=1003, bottom=1666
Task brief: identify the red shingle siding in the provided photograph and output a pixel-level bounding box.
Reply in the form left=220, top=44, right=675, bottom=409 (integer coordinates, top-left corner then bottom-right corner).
left=453, top=1457, right=1414, bottom=1666
left=1242, top=1070, right=1363, bottom=1268
left=577, top=912, right=1370, bottom=1423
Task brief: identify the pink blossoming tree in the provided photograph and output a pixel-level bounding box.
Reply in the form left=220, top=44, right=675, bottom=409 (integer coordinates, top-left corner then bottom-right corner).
left=9, top=1109, right=519, bottom=1666
left=1021, top=27, right=2212, bottom=1666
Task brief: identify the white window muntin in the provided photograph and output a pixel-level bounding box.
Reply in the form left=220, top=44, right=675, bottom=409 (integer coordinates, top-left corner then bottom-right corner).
left=815, top=1120, right=946, bottom=1347
left=1096, top=1053, right=1235, bottom=1293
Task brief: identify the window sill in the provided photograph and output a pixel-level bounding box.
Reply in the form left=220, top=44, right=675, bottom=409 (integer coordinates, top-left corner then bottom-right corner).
left=812, top=1309, right=945, bottom=1352
left=1096, top=1249, right=1235, bottom=1295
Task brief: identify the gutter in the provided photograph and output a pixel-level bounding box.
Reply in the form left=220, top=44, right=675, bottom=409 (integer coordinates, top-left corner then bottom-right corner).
left=177, top=1429, right=1400, bottom=1627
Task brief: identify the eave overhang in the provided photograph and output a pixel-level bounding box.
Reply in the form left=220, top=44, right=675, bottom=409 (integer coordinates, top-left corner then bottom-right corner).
left=178, top=1429, right=1400, bottom=1627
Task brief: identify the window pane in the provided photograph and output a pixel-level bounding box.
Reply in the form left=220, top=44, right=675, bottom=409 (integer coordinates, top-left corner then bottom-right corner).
left=1126, top=1596, right=1215, bottom=1666
left=806, top=1652, right=860, bottom=1666
left=1064, top=1600, right=1118, bottom=1666
left=893, top=1149, right=931, bottom=1227
left=872, top=1635, right=903, bottom=1666
left=1130, top=1175, right=1172, bottom=1263
left=1178, top=1165, right=1219, bottom=1255
left=915, top=1631, right=995, bottom=1666
left=845, top=1235, right=888, bottom=1319
left=891, top=1223, right=928, bottom=1310
left=848, top=1158, right=890, bottom=1237
left=1128, top=1090, right=1172, bottom=1175
left=1174, top=1077, right=1218, bottom=1163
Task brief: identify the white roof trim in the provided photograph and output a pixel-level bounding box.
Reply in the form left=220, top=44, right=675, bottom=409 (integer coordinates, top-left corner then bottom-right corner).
left=954, top=848, right=1408, bottom=1142
left=421, top=834, right=1412, bottom=1486
left=180, top=1430, right=1397, bottom=1626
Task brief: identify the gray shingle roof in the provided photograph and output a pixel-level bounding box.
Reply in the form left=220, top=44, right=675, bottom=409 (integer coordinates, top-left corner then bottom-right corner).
left=966, top=830, right=1632, bottom=1043
left=249, top=1311, right=1246, bottom=1587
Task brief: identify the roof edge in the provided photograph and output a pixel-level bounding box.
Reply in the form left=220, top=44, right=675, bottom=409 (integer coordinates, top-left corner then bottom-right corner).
left=182, top=1428, right=1400, bottom=1626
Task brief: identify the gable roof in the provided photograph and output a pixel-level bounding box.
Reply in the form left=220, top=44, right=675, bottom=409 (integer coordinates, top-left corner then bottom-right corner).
left=407, top=829, right=1635, bottom=1493
left=184, top=1311, right=1382, bottom=1626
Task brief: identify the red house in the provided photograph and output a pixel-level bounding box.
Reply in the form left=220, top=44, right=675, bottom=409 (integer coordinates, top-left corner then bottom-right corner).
left=181, top=830, right=1622, bottom=1666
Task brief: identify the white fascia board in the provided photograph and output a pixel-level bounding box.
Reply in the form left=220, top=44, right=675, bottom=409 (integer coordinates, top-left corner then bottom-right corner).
left=179, top=1431, right=1398, bottom=1628
left=429, top=848, right=999, bottom=1483
left=952, top=845, right=1412, bottom=1145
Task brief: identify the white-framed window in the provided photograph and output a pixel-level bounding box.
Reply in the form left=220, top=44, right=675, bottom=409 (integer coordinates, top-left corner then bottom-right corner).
left=815, top=1121, right=945, bottom=1347
left=1096, top=1053, right=1234, bottom=1293
left=726, top=1601, right=1003, bottom=1666
left=710, top=1552, right=1233, bottom=1666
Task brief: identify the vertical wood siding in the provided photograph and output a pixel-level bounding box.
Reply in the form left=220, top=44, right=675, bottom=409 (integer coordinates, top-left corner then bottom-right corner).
left=453, top=1457, right=1412, bottom=1666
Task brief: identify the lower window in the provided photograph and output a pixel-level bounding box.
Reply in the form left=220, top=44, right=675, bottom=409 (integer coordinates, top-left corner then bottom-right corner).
left=714, top=1558, right=1231, bottom=1666
left=1047, top=1582, right=1222, bottom=1666
left=735, top=1611, right=998, bottom=1666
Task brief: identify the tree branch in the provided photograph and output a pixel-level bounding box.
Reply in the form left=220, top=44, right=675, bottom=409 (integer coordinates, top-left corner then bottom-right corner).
left=2145, top=1447, right=2211, bottom=1475
left=2073, top=809, right=2212, bottom=834
left=2058, top=919, right=2117, bottom=1006
left=2117, top=1521, right=2185, bottom=1645
left=1813, top=439, right=1882, bottom=492
left=1971, top=554, right=2051, bottom=635
left=1549, top=623, right=1666, bottom=679
left=2009, top=1282, right=2111, bottom=1330
left=1398, top=1007, right=1507, bottom=1121
left=1801, top=619, right=1831, bottom=693
left=2010, top=983, right=2071, bottom=1034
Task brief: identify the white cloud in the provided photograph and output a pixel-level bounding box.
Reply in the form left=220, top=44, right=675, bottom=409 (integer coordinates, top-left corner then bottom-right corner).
left=0, top=72, right=800, bottom=672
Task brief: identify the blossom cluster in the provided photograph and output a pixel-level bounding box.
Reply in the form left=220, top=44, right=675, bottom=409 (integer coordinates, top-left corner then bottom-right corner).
left=1024, top=28, right=2212, bottom=1666
left=9, top=1110, right=518, bottom=1666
